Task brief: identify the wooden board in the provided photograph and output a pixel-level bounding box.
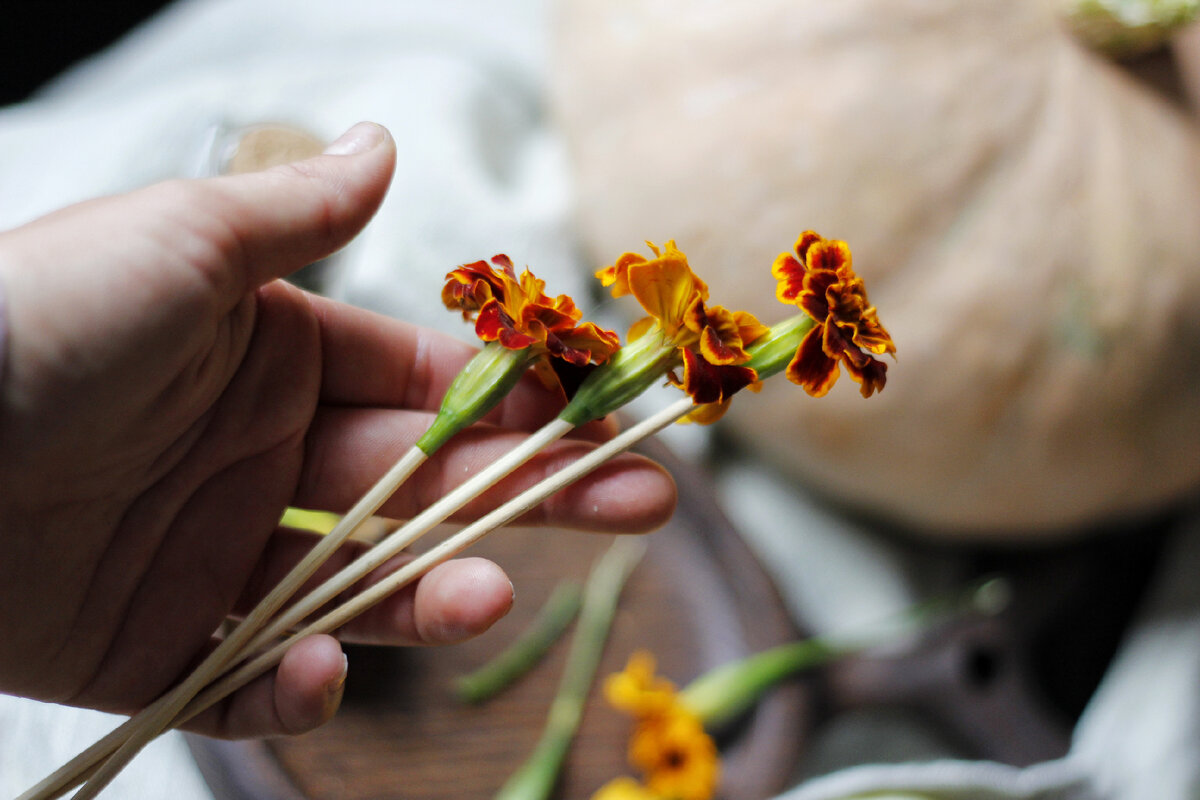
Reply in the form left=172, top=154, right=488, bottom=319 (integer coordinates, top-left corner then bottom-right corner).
left=188, top=446, right=808, bottom=799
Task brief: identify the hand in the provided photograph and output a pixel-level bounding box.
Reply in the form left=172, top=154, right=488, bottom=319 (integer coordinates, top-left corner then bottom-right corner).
left=0, top=122, right=675, bottom=738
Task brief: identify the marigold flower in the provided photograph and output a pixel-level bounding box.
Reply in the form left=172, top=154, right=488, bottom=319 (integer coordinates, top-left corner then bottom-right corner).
left=630, top=708, right=719, bottom=800
left=601, top=652, right=720, bottom=800
left=420, top=256, right=620, bottom=454
left=604, top=651, right=679, bottom=717
left=590, top=777, right=663, bottom=800
left=443, top=254, right=621, bottom=391
left=771, top=232, right=895, bottom=398
left=588, top=241, right=767, bottom=424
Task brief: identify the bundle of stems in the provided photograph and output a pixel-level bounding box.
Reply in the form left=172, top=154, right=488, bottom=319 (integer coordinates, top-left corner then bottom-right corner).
left=25, top=229, right=895, bottom=799
left=23, top=396, right=695, bottom=800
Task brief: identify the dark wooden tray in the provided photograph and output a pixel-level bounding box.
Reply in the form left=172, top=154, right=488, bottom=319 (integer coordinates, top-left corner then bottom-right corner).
left=187, top=445, right=808, bottom=799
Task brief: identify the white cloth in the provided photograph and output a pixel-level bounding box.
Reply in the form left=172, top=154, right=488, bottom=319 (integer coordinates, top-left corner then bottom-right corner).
left=722, top=460, right=1200, bottom=800
left=1, top=2, right=1198, bottom=799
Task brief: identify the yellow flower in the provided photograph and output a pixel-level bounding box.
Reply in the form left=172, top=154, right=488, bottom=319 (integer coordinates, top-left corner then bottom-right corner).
left=630, top=708, right=719, bottom=800
left=590, top=777, right=663, bottom=800
left=601, top=652, right=720, bottom=800
left=771, top=232, right=895, bottom=398
left=604, top=651, right=679, bottom=717
left=595, top=241, right=768, bottom=423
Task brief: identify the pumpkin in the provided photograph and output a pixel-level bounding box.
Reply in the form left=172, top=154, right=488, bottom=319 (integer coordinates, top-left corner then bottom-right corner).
left=549, top=0, right=1200, bottom=538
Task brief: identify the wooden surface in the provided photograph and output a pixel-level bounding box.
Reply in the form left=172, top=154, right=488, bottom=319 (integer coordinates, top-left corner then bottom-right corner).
left=188, top=449, right=808, bottom=800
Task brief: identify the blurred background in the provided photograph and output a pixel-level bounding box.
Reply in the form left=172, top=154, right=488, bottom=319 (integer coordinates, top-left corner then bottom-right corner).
left=2, top=1, right=1200, bottom=798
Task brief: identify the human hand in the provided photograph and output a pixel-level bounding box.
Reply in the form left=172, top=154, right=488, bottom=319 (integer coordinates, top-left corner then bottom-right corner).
left=0, top=122, right=675, bottom=739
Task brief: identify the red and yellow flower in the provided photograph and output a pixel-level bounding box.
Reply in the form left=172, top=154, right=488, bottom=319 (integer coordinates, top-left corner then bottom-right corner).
left=595, top=241, right=768, bottom=423
left=419, top=255, right=620, bottom=454
left=443, top=254, right=621, bottom=392
left=770, top=232, right=895, bottom=398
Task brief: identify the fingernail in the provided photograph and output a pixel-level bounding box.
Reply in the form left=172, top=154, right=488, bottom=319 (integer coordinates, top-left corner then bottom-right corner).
left=322, top=653, right=349, bottom=720
left=322, top=122, right=386, bottom=156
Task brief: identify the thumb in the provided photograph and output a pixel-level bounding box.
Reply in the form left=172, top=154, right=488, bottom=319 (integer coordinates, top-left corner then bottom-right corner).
left=185, top=121, right=397, bottom=290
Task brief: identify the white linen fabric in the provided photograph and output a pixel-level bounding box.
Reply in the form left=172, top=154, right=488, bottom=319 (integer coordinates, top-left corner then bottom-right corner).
left=1, top=2, right=1197, bottom=798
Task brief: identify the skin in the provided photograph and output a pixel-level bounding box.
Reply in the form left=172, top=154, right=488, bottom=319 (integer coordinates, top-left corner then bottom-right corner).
left=0, top=122, right=676, bottom=739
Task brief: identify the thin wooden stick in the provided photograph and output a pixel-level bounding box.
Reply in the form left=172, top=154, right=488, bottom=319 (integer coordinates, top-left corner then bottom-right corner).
left=37, top=397, right=692, bottom=799
left=60, top=419, right=575, bottom=800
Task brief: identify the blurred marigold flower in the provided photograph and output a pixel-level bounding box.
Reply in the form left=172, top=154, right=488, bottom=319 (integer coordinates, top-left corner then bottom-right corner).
left=590, top=777, right=663, bottom=800
left=594, top=651, right=720, bottom=800
left=604, top=650, right=679, bottom=717
left=629, top=709, right=719, bottom=800
left=771, top=232, right=895, bottom=398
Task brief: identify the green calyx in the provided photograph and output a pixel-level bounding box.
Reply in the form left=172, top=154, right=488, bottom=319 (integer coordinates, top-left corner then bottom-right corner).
left=743, top=314, right=816, bottom=382
left=557, top=328, right=682, bottom=427
left=416, top=342, right=536, bottom=455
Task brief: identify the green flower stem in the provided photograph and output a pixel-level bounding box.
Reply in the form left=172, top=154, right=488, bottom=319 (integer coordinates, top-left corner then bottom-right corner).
left=418, top=342, right=538, bottom=454
left=455, top=580, right=585, bottom=705
left=495, top=538, right=648, bottom=800
left=680, top=578, right=1011, bottom=731
left=679, top=638, right=851, bottom=729
left=558, top=329, right=681, bottom=427
left=744, top=314, right=815, bottom=382
left=39, top=400, right=692, bottom=800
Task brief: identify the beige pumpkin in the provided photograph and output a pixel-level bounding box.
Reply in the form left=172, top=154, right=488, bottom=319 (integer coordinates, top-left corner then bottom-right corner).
left=550, top=0, right=1200, bottom=537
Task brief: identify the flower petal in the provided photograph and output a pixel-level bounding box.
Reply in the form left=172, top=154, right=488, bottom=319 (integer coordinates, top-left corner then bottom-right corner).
left=596, top=250, right=655, bottom=298
left=629, top=251, right=703, bottom=337
left=590, top=778, right=663, bottom=800
left=697, top=305, right=761, bottom=365
left=627, top=316, right=658, bottom=343
left=786, top=325, right=840, bottom=397
left=771, top=252, right=806, bottom=303
left=605, top=651, right=678, bottom=717
left=681, top=398, right=733, bottom=426
left=793, top=230, right=824, bottom=264
left=475, top=301, right=538, bottom=350
left=676, top=348, right=758, bottom=408
left=732, top=310, right=771, bottom=349
left=805, top=237, right=852, bottom=273
left=842, top=350, right=889, bottom=398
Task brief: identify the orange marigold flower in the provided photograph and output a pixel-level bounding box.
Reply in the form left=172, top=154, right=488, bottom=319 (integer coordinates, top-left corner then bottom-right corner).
left=602, top=652, right=720, bottom=800
left=590, top=777, right=663, bottom=800
left=596, top=242, right=768, bottom=422
left=771, top=232, right=895, bottom=398
left=630, top=708, right=719, bottom=800
left=443, top=254, right=621, bottom=391
left=605, top=651, right=679, bottom=718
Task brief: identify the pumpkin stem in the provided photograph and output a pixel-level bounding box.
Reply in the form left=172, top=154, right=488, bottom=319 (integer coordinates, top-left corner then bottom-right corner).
left=1059, top=0, right=1200, bottom=58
